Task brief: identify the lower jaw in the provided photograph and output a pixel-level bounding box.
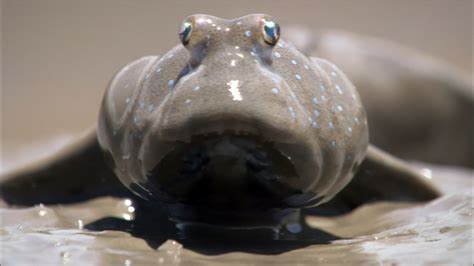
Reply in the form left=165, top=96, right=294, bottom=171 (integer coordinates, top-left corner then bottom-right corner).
left=145, top=133, right=316, bottom=229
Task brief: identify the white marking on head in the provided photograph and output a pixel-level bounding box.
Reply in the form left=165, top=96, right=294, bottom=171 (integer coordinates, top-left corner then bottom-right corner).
left=227, top=80, right=242, bottom=101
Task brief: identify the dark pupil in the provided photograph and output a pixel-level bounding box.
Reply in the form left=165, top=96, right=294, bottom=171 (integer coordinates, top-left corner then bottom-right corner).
left=264, top=24, right=276, bottom=43
left=180, top=24, right=192, bottom=43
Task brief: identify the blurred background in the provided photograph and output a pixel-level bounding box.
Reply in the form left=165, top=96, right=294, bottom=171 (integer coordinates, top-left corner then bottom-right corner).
left=1, top=0, right=472, bottom=157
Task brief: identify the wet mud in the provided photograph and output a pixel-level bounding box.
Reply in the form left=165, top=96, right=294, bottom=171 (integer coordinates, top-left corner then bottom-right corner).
left=1, top=161, right=472, bottom=265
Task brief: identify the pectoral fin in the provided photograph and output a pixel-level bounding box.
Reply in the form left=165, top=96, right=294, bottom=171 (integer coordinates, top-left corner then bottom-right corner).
left=0, top=127, right=131, bottom=206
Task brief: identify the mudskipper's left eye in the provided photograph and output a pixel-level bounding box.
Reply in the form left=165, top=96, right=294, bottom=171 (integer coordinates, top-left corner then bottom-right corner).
left=262, top=20, right=280, bottom=46
left=179, top=20, right=193, bottom=45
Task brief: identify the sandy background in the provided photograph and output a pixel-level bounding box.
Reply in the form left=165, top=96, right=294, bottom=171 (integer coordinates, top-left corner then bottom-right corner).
left=2, top=0, right=472, bottom=147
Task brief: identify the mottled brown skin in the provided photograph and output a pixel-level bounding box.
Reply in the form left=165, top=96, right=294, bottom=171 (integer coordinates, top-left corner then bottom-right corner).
left=0, top=15, right=440, bottom=226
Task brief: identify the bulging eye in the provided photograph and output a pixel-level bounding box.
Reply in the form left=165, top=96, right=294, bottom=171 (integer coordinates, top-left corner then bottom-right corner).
left=262, top=20, right=280, bottom=45
left=179, top=20, right=193, bottom=45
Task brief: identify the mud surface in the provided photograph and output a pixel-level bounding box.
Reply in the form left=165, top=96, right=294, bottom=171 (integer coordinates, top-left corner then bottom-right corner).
left=1, top=156, right=472, bottom=265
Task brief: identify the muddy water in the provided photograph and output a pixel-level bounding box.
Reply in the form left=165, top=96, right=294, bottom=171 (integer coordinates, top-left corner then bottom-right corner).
left=1, top=144, right=473, bottom=265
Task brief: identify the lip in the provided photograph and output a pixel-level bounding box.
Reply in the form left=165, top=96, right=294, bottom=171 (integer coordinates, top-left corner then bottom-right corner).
left=139, top=118, right=324, bottom=208
left=146, top=130, right=318, bottom=210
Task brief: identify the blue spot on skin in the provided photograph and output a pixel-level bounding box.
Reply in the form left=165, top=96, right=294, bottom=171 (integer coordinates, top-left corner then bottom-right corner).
left=331, top=71, right=337, bottom=77
left=295, top=74, right=302, bottom=80
left=245, top=31, right=252, bottom=37
left=139, top=101, right=145, bottom=108
left=278, top=42, right=285, bottom=48
left=314, top=110, right=320, bottom=117
left=336, top=85, right=343, bottom=94
left=312, top=121, right=320, bottom=128
left=274, top=52, right=281, bottom=58
left=148, top=104, right=155, bottom=112
left=272, top=88, right=279, bottom=94
left=308, top=117, right=313, bottom=123
left=304, top=64, right=310, bottom=70
left=288, top=106, right=296, bottom=118
left=312, top=97, right=319, bottom=104
left=337, top=105, right=343, bottom=112
left=156, top=68, right=161, bottom=73
left=168, top=80, right=174, bottom=88
left=125, top=97, right=130, bottom=103
left=348, top=127, right=353, bottom=134
left=355, top=117, right=360, bottom=124
left=331, top=140, right=336, bottom=147
left=320, top=85, right=325, bottom=91
left=290, top=91, right=297, bottom=99
left=291, top=59, right=298, bottom=65
left=194, top=86, right=200, bottom=91
left=321, top=95, right=327, bottom=101
left=329, top=122, right=334, bottom=128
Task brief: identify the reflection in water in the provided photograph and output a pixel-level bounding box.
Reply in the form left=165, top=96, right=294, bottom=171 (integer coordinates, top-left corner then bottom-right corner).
left=2, top=188, right=472, bottom=265
left=1, top=165, right=472, bottom=265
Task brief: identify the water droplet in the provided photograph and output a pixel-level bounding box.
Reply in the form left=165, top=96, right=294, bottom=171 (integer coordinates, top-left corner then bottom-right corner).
left=245, top=31, right=252, bottom=37
left=77, top=219, right=83, bottom=229
left=60, top=251, right=70, bottom=263
left=271, top=88, right=279, bottom=94
left=421, top=168, right=432, bottom=179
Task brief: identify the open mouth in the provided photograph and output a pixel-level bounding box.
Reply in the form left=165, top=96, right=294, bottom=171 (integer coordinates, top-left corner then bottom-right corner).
left=147, top=130, right=304, bottom=211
